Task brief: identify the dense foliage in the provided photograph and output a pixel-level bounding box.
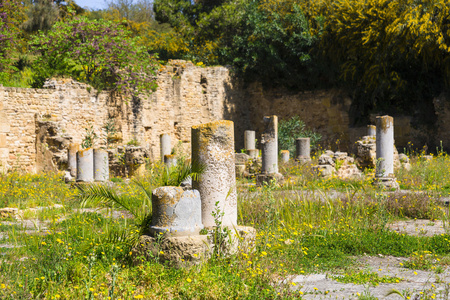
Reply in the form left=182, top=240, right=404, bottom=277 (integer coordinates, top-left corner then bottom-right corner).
left=1, top=0, right=450, bottom=115
left=32, top=17, right=159, bottom=95
left=278, top=116, right=322, bottom=157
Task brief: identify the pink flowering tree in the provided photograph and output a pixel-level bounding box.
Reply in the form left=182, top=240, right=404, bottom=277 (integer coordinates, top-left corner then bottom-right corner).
left=32, top=17, right=159, bottom=96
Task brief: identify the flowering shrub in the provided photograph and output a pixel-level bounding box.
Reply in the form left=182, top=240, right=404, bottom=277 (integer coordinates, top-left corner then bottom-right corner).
left=32, top=17, right=159, bottom=96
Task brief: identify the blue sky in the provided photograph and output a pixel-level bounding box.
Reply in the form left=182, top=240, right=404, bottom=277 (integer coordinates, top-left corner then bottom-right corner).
left=74, top=0, right=108, bottom=10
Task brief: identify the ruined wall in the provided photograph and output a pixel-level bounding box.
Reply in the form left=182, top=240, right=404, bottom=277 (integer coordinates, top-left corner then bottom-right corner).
left=0, top=60, right=445, bottom=173
left=0, top=61, right=237, bottom=172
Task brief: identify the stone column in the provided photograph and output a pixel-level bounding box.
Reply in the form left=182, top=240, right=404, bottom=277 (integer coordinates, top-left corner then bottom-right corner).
left=68, top=143, right=80, bottom=177
left=375, top=116, right=398, bottom=188
left=261, top=115, right=278, bottom=174
left=94, top=148, right=109, bottom=182
left=295, top=138, right=311, bottom=162
left=76, top=148, right=94, bottom=182
left=191, top=120, right=237, bottom=228
left=164, top=154, right=177, bottom=168
left=244, top=130, right=255, bottom=150
left=149, top=186, right=203, bottom=236
left=160, top=134, right=171, bottom=162
left=281, top=150, right=289, bottom=163
left=367, top=125, right=376, bottom=137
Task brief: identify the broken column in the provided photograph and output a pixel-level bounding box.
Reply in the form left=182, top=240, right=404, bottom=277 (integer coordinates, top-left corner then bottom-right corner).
left=94, top=148, right=109, bottom=182
left=281, top=150, right=290, bottom=163
left=295, top=138, right=311, bottom=162
left=160, top=134, right=171, bottom=163
left=68, top=143, right=80, bottom=178
left=375, top=116, right=399, bottom=189
left=244, top=130, right=255, bottom=150
left=367, top=125, right=376, bottom=137
left=191, top=120, right=237, bottom=228
left=244, top=130, right=258, bottom=159
left=149, top=186, right=203, bottom=236
left=257, top=116, right=283, bottom=185
left=261, top=116, right=278, bottom=173
left=76, top=148, right=94, bottom=182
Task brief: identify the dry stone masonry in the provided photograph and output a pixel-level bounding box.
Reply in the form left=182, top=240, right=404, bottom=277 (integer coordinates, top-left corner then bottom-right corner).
left=1, top=61, right=447, bottom=174
left=314, top=151, right=362, bottom=179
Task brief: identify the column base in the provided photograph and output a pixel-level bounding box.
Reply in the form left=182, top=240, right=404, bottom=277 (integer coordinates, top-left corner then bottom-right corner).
left=256, top=173, right=284, bottom=186
left=373, top=177, right=400, bottom=190
left=131, top=226, right=256, bottom=268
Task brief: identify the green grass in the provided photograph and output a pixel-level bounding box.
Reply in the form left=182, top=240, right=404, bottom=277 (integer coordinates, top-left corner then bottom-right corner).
left=0, top=153, right=450, bottom=298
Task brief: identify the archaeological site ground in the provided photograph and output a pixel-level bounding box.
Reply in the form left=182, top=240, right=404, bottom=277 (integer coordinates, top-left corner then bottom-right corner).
left=3, top=0, right=450, bottom=298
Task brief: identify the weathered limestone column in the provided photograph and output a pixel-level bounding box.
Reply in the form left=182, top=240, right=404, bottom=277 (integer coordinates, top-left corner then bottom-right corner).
left=76, top=148, right=94, bottom=182
left=295, top=138, right=311, bottom=162
left=375, top=116, right=398, bottom=189
left=94, top=149, right=109, bottom=182
left=149, top=186, right=203, bottom=236
left=281, top=150, right=290, bottom=163
left=191, top=120, right=237, bottom=228
left=367, top=125, right=376, bottom=137
left=160, top=134, right=171, bottom=162
left=244, top=130, right=256, bottom=150
left=164, top=154, right=177, bottom=168
left=68, top=143, right=80, bottom=177
left=261, top=116, right=278, bottom=174
left=0, top=91, right=10, bottom=174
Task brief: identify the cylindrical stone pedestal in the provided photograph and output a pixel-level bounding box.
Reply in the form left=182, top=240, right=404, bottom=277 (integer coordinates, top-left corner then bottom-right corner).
left=244, top=130, right=256, bottom=150
left=191, top=120, right=237, bottom=228
left=295, top=138, right=311, bottom=162
left=281, top=150, right=289, bottom=163
left=376, top=116, right=394, bottom=178
left=261, top=116, right=278, bottom=174
left=150, top=186, right=203, bottom=236
left=94, top=149, right=109, bottom=182
left=76, top=148, right=94, bottom=182
left=367, top=125, right=376, bottom=137
left=247, top=149, right=258, bottom=159
left=164, top=154, right=177, bottom=168
left=68, top=143, right=80, bottom=177
left=160, top=134, right=171, bottom=163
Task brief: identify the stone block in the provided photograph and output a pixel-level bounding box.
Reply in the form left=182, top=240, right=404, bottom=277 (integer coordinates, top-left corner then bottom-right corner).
left=256, top=173, right=284, bottom=186
left=235, top=164, right=246, bottom=178
left=149, top=187, right=203, bottom=236
left=235, top=153, right=250, bottom=165
left=313, top=165, right=335, bottom=178
left=132, top=234, right=210, bottom=268
left=132, top=226, right=256, bottom=268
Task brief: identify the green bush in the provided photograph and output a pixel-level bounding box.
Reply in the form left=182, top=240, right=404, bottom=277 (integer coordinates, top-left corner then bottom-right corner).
left=278, top=116, right=321, bottom=157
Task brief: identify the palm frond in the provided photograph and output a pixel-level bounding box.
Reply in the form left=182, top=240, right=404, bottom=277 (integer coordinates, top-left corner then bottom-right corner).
left=77, top=184, right=137, bottom=218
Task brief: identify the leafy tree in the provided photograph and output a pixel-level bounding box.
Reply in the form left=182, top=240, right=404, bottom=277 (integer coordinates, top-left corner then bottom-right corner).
left=22, top=0, right=84, bottom=33
left=0, top=0, right=24, bottom=82
left=223, top=0, right=318, bottom=86
left=31, top=17, right=159, bottom=96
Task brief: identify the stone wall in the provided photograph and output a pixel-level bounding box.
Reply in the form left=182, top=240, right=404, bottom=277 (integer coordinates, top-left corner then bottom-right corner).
left=0, top=60, right=445, bottom=173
